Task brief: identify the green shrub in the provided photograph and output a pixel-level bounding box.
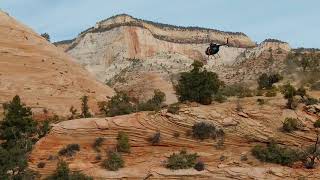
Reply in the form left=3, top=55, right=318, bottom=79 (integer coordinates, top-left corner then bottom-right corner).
left=194, top=161, right=205, bottom=171
left=167, top=103, right=180, bottom=114
left=148, top=132, right=161, bottom=145
left=37, top=162, right=46, bottom=168
left=296, top=87, right=307, bottom=98
left=314, top=120, right=320, bottom=128
left=304, top=97, right=318, bottom=105
left=45, top=161, right=93, bottom=180
left=251, top=142, right=300, bottom=166
left=257, top=98, right=265, bottom=105
left=117, top=132, right=130, bottom=153
left=220, top=83, right=253, bottom=98
left=256, top=90, right=264, bottom=96
left=283, top=118, right=299, bottom=132
left=38, top=120, right=51, bottom=138
left=176, top=61, right=222, bottom=105
left=265, top=90, right=277, bottom=97
left=100, top=92, right=135, bottom=117
left=311, top=82, right=320, bottom=90
left=68, top=106, right=79, bottom=120
left=58, top=144, right=80, bottom=157
left=173, top=132, right=180, bottom=138
left=138, top=89, right=165, bottom=111
left=95, top=155, right=102, bottom=161
left=213, top=91, right=227, bottom=103
left=192, top=122, right=224, bottom=140
left=93, top=137, right=104, bottom=152
left=166, top=150, right=198, bottom=170
left=258, top=73, right=283, bottom=90
left=215, top=137, right=225, bottom=149
left=102, top=151, right=124, bottom=171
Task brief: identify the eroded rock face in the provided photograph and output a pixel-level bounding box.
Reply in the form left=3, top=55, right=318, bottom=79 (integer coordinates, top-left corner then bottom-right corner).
left=0, top=11, right=114, bottom=115
left=29, top=97, right=320, bottom=179
left=55, top=14, right=291, bottom=103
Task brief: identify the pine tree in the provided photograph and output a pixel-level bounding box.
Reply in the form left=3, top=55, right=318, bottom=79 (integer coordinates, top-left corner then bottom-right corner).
left=0, top=95, right=37, bottom=143
left=0, top=95, right=38, bottom=179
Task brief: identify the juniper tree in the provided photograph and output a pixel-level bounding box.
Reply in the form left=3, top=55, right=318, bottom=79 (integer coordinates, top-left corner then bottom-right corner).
left=80, top=95, right=92, bottom=118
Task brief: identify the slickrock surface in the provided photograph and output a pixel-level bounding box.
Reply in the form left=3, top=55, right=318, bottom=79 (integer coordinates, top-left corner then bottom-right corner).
left=30, top=96, right=320, bottom=179
left=0, top=11, right=114, bottom=115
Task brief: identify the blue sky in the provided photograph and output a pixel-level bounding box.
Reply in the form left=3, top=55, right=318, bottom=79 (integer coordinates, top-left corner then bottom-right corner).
left=1, top=0, right=320, bottom=48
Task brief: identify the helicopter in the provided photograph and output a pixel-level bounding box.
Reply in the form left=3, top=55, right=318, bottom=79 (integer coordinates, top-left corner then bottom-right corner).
left=205, top=38, right=229, bottom=59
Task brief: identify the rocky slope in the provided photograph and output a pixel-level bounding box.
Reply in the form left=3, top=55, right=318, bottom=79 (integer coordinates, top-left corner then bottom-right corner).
left=30, top=95, right=320, bottom=179
left=0, top=11, right=114, bottom=116
left=55, top=14, right=291, bottom=103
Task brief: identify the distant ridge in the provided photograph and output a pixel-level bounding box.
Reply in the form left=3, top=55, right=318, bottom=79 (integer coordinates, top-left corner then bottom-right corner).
left=55, top=14, right=254, bottom=48
left=96, top=14, right=247, bottom=36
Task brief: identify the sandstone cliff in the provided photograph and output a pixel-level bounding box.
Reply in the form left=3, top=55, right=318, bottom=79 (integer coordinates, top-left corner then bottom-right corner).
left=0, top=11, right=114, bottom=116
left=55, top=14, right=293, bottom=104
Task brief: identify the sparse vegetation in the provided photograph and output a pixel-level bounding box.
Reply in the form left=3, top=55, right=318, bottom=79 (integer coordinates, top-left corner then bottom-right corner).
left=102, top=151, right=124, bottom=171
left=167, top=103, right=180, bottom=114
left=256, top=90, right=263, bottom=96
left=38, top=120, right=51, bottom=138
left=304, top=97, right=318, bottom=106
left=296, top=87, right=307, bottom=98
left=99, top=92, right=134, bottom=117
left=282, top=118, right=299, bottom=132
left=45, top=160, right=93, bottom=180
left=166, top=150, right=199, bottom=170
left=137, top=89, right=165, bottom=111
left=236, top=100, right=243, bottom=112
left=173, top=132, right=180, bottom=138
left=251, top=141, right=301, bottom=166
left=257, top=73, right=283, bottom=90
left=176, top=61, right=222, bottom=105
left=100, top=90, right=166, bottom=117
left=148, top=132, right=161, bottom=145
left=37, top=162, right=46, bottom=168
left=41, top=33, right=50, bottom=42
left=257, top=98, right=265, bottom=105
left=300, top=134, right=320, bottom=169
left=93, top=137, right=104, bottom=152
left=220, top=83, right=253, bottom=98
left=314, top=120, right=320, bottom=128
left=95, top=155, right=102, bottom=161
left=265, top=89, right=277, bottom=97
left=194, top=161, right=205, bottom=171
left=68, top=106, right=79, bottom=120
left=215, top=137, right=225, bottom=149
left=58, top=144, right=80, bottom=157
left=117, top=132, right=130, bottom=153
left=80, top=95, right=92, bottom=118
left=285, top=52, right=320, bottom=87
left=280, top=83, right=297, bottom=109
left=311, top=82, right=320, bottom=90
left=240, top=154, right=248, bottom=161
left=213, top=91, right=227, bottom=103
left=192, top=122, right=224, bottom=140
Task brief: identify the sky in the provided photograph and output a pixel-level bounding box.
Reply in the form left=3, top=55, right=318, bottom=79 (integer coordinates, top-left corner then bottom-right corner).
left=1, top=0, right=320, bottom=48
